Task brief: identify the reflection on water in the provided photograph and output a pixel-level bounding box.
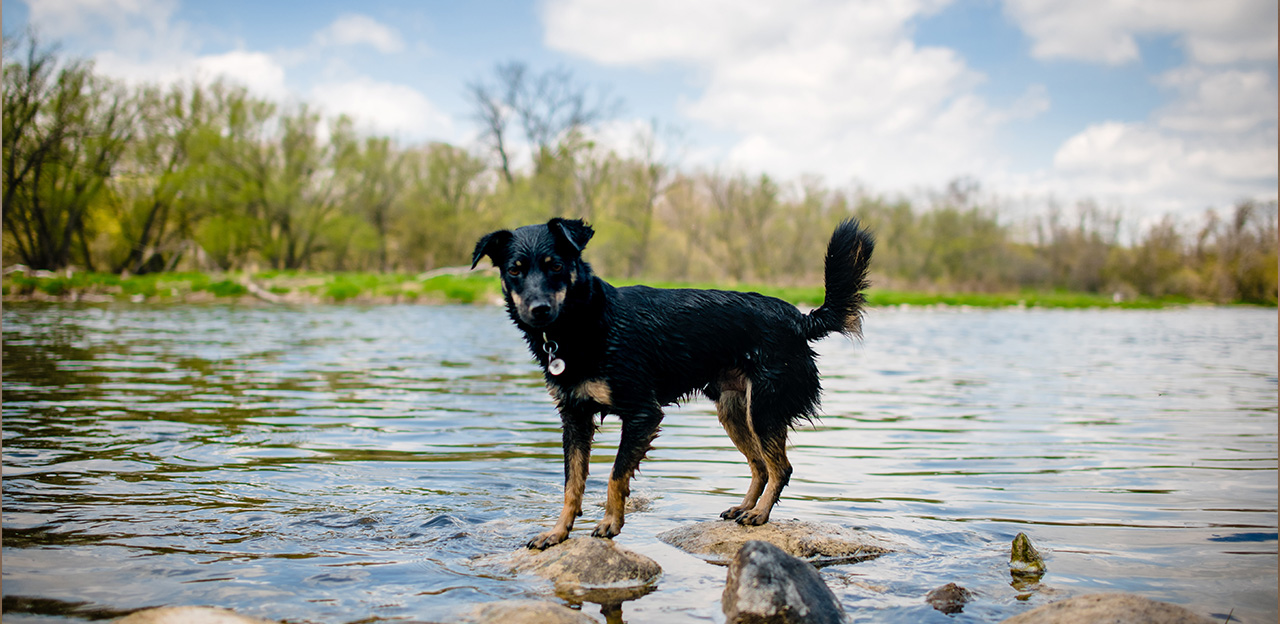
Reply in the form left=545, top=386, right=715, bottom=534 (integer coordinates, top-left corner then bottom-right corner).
left=3, top=303, right=1276, bottom=623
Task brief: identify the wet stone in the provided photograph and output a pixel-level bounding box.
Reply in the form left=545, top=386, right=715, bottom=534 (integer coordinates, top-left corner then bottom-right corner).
left=722, top=540, right=845, bottom=624
left=114, top=606, right=279, bottom=624
left=1009, top=532, right=1046, bottom=580
left=658, top=519, right=891, bottom=566
left=925, top=582, right=975, bottom=614
left=999, top=593, right=1218, bottom=624
left=509, top=537, right=662, bottom=604
left=462, top=599, right=597, bottom=624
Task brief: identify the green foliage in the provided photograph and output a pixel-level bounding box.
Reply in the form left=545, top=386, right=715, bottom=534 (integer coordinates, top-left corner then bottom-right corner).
left=3, top=31, right=133, bottom=271
left=204, top=280, right=247, bottom=297
left=3, top=40, right=1275, bottom=307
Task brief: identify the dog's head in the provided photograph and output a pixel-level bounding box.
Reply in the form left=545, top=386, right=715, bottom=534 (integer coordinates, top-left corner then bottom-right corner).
left=471, top=218, right=595, bottom=328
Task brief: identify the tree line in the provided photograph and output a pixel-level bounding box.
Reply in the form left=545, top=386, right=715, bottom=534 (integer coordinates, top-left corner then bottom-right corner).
left=4, top=33, right=1276, bottom=304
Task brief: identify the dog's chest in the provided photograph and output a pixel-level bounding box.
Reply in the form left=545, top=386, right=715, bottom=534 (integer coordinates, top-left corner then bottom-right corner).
left=548, top=377, right=613, bottom=410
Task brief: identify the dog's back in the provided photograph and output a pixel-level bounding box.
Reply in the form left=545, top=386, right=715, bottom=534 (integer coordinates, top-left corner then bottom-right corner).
left=605, top=284, right=819, bottom=415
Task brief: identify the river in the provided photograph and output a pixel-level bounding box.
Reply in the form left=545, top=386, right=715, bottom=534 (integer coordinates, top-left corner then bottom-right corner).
left=3, top=303, right=1276, bottom=623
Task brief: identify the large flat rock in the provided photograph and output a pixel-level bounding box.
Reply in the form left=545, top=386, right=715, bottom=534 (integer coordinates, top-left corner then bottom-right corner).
left=1000, top=593, right=1218, bottom=624
left=462, top=600, right=598, bottom=624
left=115, top=607, right=277, bottom=624
left=509, top=537, right=662, bottom=603
left=658, top=519, right=891, bottom=566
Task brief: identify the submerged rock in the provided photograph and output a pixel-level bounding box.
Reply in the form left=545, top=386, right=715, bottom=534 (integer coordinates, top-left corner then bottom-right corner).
left=999, top=593, right=1218, bottom=624
left=1009, top=532, right=1046, bottom=579
left=658, top=519, right=890, bottom=566
left=722, top=540, right=845, bottom=624
left=510, top=537, right=661, bottom=603
left=462, top=600, right=598, bottom=624
left=115, top=607, right=278, bottom=624
left=925, top=582, right=975, bottom=614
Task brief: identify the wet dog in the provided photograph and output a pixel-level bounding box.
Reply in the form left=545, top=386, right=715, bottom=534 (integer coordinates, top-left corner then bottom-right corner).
left=471, top=218, right=874, bottom=549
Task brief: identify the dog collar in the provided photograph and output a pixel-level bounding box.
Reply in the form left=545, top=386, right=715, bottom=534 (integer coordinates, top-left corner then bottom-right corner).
left=542, top=332, right=566, bottom=376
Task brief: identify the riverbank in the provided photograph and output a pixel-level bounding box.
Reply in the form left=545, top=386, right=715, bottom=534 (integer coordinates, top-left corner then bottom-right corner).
left=1, top=267, right=1221, bottom=309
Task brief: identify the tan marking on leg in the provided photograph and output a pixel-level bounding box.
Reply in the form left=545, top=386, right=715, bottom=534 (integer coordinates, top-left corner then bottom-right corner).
left=573, top=379, right=612, bottom=406
left=738, top=435, right=791, bottom=526
left=594, top=472, right=630, bottom=538
left=717, top=380, right=769, bottom=519
left=529, top=445, right=589, bottom=549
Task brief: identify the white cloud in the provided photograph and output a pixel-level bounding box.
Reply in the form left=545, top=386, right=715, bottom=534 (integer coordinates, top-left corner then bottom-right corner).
left=543, top=0, right=1023, bottom=190
left=191, top=51, right=290, bottom=100
left=23, top=1, right=455, bottom=143
left=313, top=14, right=405, bottom=54
left=1000, top=0, right=1279, bottom=213
left=1002, top=0, right=1277, bottom=65
left=1046, top=120, right=1277, bottom=211
left=545, top=0, right=1276, bottom=216
left=24, top=0, right=180, bottom=45
left=24, top=0, right=290, bottom=99
left=309, top=77, right=455, bottom=141
left=1155, top=66, right=1278, bottom=134
left=87, top=46, right=290, bottom=102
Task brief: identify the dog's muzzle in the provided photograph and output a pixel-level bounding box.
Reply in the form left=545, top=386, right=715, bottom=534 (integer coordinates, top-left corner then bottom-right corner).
left=527, top=301, right=554, bottom=326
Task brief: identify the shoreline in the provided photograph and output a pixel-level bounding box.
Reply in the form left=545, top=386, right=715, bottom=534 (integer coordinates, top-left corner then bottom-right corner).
left=2, top=268, right=1257, bottom=310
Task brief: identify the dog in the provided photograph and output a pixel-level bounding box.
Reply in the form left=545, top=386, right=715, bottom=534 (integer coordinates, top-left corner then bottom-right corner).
left=471, top=218, right=874, bottom=549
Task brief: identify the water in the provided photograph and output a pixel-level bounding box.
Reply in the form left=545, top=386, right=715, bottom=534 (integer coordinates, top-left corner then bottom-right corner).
left=3, top=303, right=1276, bottom=623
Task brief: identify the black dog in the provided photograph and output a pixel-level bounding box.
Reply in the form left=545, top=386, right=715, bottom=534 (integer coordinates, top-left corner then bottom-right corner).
left=472, top=218, right=874, bottom=549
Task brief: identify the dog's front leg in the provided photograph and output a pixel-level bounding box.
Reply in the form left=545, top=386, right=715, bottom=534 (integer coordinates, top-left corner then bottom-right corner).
left=528, top=409, right=595, bottom=549
left=594, top=408, right=662, bottom=539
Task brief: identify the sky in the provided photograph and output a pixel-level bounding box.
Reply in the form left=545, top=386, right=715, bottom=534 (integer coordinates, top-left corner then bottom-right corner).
left=4, top=0, right=1277, bottom=222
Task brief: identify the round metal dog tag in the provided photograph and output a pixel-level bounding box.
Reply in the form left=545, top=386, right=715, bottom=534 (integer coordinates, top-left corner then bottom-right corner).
left=547, top=357, right=566, bottom=376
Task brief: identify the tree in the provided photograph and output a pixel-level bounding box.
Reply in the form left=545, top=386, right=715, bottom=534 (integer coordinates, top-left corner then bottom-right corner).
left=109, top=80, right=227, bottom=274
left=3, top=32, right=133, bottom=271
left=467, top=61, right=617, bottom=185
left=330, top=118, right=407, bottom=272
left=194, top=86, right=277, bottom=270
left=401, top=142, right=492, bottom=270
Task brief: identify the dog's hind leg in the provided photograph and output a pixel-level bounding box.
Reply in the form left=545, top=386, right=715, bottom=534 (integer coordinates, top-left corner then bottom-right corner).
left=716, top=388, right=768, bottom=520
left=528, top=409, right=595, bottom=549
left=732, top=374, right=806, bottom=526
left=734, top=426, right=791, bottom=526
left=593, top=407, right=662, bottom=539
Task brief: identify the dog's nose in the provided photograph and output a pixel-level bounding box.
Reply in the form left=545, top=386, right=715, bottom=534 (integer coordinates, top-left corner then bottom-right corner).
left=530, top=302, right=552, bottom=322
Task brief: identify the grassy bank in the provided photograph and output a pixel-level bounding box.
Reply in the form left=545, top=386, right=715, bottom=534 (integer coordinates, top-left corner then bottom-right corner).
left=617, top=280, right=1187, bottom=309
left=4, top=268, right=1222, bottom=309
left=2, top=269, right=501, bottom=305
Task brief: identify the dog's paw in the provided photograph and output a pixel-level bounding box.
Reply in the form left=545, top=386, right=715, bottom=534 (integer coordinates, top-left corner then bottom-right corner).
left=590, top=517, right=623, bottom=539
left=720, top=506, right=747, bottom=520
left=734, top=510, right=770, bottom=526
left=527, top=529, right=569, bottom=550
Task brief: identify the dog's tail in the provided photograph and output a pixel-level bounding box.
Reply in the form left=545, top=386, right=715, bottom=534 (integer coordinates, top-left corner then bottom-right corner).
left=802, top=219, right=875, bottom=341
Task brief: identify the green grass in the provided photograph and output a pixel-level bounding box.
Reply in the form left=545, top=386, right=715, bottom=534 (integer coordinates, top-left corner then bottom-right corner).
left=0, top=269, right=1229, bottom=309
left=616, top=279, right=1183, bottom=309
left=2, top=269, right=503, bottom=304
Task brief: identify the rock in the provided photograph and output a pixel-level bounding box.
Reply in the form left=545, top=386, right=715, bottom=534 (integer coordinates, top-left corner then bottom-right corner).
left=115, top=607, right=278, bottom=624
left=463, top=600, right=598, bottom=624
left=658, top=519, right=890, bottom=566
left=722, top=540, right=845, bottom=624
left=925, top=582, right=974, bottom=614
left=999, top=593, right=1218, bottom=624
left=1009, top=532, right=1046, bottom=579
left=510, top=537, right=661, bottom=603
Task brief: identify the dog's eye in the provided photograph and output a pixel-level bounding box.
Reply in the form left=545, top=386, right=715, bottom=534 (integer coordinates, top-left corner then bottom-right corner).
left=550, top=262, right=564, bottom=272
left=507, top=265, right=522, bottom=277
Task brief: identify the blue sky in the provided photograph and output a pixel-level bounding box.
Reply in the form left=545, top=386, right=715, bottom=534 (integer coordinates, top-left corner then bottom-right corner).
left=4, top=0, right=1276, bottom=221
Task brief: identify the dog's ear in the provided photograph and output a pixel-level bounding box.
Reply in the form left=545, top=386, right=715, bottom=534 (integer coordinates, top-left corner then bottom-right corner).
left=548, top=218, right=594, bottom=257
left=471, top=229, right=514, bottom=269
